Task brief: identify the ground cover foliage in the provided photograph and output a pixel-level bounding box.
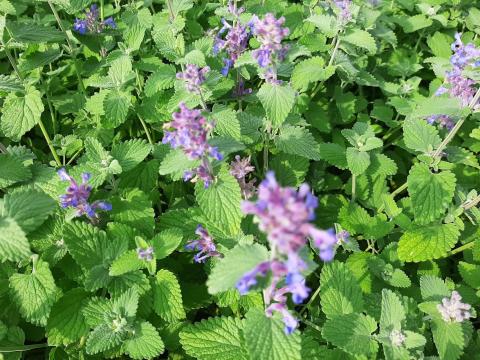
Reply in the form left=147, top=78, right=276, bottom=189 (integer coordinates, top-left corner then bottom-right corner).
left=0, top=0, right=480, bottom=359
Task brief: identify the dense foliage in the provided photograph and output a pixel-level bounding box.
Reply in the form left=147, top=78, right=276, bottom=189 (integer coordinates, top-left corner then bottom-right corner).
left=1, top=0, right=480, bottom=359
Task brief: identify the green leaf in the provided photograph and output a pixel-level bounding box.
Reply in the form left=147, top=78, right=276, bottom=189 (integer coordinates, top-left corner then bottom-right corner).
left=46, top=288, right=89, bottom=346
left=275, top=126, right=321, bottom=161
left=153, top=269, right=186, bottom=322
left=318, top=143, right=347, bottom=169
left=270, top=153, right=310, bottom=187
left=109, top=250, right=145, bottom=276
left=151, top=228, right=183, bottom=260
left=103, top=90, right=131, bottom=128
left=9, top=258, right=57, bottom=326
left=144, top=64, right=176, bottom=96
left=0, top=87, right=44, bottom=141
left=159, top=148, right=199, bottom=180
left=211, top=104, right=241, bottom=141
left=458, top=262, right=480, bottom=289
left=320, top=261, right=364, bottom=319
left=306, top=14, right=338, bottom=37
left=257, top=83, right=295, bottom=127
left=403, top=118, right=441, bottom=153
left=432, top=320, right=471, bottom=360
left=395, top=14, right=432, bottom=33
left=195, top=167, right=243, bottom=236
left=4, top=188, right=56, bottom=233
left=346, top=148, right=370, bottom=176
left=207, top=244, right=269, bottom=295
left=407, top=164, right=456, bottom=224
left=343, top=29, right=377, bottom=54
left=322, top=313, right=378, bottom=357
left=244, top=309, right=301, bottom=360
left=0, top=74, right=23, bottom=92
left=179, top=316, right=247, bottom=360
left=7, top=22, right=65, bottom=43
left=86, top=324, right=123, bottom=355
left=413, top=97, right=464, bottom=118
left=291, top=57, right=335, bottom=91
left=380, top=289, right=405, bottom=332
left=123, top=321, right=165, bottom=359
left=398, top=224, right=460, bottom=262
left=0, top=216, right=31, bottom=262
left=420, top=275, right=450, bottom=302
left=111, top=139, right=152, bottom=172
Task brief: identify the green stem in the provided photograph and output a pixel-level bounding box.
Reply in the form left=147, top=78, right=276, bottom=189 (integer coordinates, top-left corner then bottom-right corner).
left=66, top=148, right=83, bottom=165
left=463, top=194, right=480, bottom=210
left=0, top=343, right=49, bottom=353
left=328, top=35, right=341, bottom=67
left=299, top=285, right=321, bottom=316
left=351, top=174, right=356, bottom=202
left=47, top=1, right=86, bottom=95
left=166, top=0, right=175, bottom=21
left=100, top=0, right=104, bottom=21
left=378, top=182, right=408, bottom=213
left=1, top=40, right=22, bottom=80
left=449, top=241, right=475, bottom=256
left=138, top=115, right=154, bottom=145
left=37, top=118, right=62, bottom=167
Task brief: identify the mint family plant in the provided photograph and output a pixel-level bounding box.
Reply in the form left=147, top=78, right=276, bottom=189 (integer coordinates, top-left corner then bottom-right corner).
left=1, top=0, right=480, bottom=359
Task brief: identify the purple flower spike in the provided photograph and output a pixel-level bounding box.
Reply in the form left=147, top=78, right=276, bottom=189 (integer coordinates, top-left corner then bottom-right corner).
left=72, top=4, right=116, bottom=34
left=185, top=225, right=222, bottom=263
left=176, top=64, right=210, bottom=94
left=251, top=14, right=289, bottom=70
left=230, top=155, right=256, bottom=199
left=137, top=247, right=154, bottom=261
left=58, top=168, right=111, bottom=220
left=437, top=291, right=471, bottom=323
left=333, top=0, right=353, bottom=22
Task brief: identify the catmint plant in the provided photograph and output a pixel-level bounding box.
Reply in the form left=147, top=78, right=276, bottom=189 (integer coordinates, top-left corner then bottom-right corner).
left=73, top=4, right=116, bottom=34
left=230, top=155, right=256, bottom=199
left=185, top=225, right=223, bottom=262
left=437, top=291, right=472, bottom=323
left=57, top=168, right=111, bottom=220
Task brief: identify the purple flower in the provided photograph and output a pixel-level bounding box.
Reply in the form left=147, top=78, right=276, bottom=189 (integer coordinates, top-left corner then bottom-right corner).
left=450, top=33, right=480, bottom=70
left=333, top=0, right=352, bottom=22
left=230, top=155, right=256, bottom=198
left=437, top=291, right=471, bottom=323
left=137, top=247, right=154, bottom=261
left=251, top=13, right=289, bottom=79
left=58, top=168, right=112, bottom=219
left=72, top=4, right=116, bottom=34
left=185, top=225, right=222, bottom=263
left=427, top=114, right=455, bottom=130
left=233, top=79, right=253, bottom=97
left=163, top=103, right=222, bottom=188
left=176, top=64, right=210, bottom=94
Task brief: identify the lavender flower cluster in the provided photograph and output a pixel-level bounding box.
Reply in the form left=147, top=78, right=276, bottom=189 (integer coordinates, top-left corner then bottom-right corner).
left=213, top=2, right=251, bottom=76
left=162, top=103, right=222, bottom=187
left=185, top=225, right=222, bottom=263
left=236, top=172, right=337, bottom=333
left=177, top=65, right=210, bottom=94
left=73, top=4, right=116, bottom=35
left=230, top=155, right=256, bottom=199
left=437, top=291, right=472, bottom=323
left=137, top=247, right=154, bottom=261
left=428, top=34, right=480, bottom=129
left=251, top=14, right=289, bottom=84
left=333, top=0, right=352, bottom=22
left=58, top=168, right=111, bottom=220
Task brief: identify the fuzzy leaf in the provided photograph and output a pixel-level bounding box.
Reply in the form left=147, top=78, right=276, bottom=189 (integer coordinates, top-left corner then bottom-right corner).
left=432, top=320, right=472, bottom=360
left=151, top=228, right=183, bottom=260
left=318, top=143, right=347, bottom=169
left=346, top=148, right=370, bottom=176
left=380, top=289, right=405, bottom=332
left=403, top=118, right=441, bottom=153
left=0, top=154, right=31, bottom=188
left=144, top=64, right=176, bottom=96
left=0, top=216, right=31, bottom=262
left=343, top=29, right=377, bottom=54
left=111, top=139, right=152, bottom=172
left=257, top=83, right=295, bottom=127
left=153, top=269, right=186, bottom=322
left=291, top=57, right=335, bottom=91
left=123, top=321, right=165, bottom=359
left=103, top=90, right=131, bottom=128
left=275, top=126, right=321, bottom=161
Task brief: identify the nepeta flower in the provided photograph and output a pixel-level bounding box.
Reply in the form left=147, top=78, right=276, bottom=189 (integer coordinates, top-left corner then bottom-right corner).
left=237, top=172, right=336, bottom=334
left=185, top=225, right=222, bottom=263
left=333, top=0, right=352, bottom=22
left=450, top=33, right=480, bottom=70
left=213, top=3, right=251, bottom=76
left=437, top=291, right=471, bottom=323
left=427, top=114, right=455, bottom=130
left=163, top=103, right=222, bottom=187
left=389, top=330, right=406, bottom=347
left=137, top=247, right=154, bottom=261
left=177, top=64, right=210, bottom=94
left=73, top=4, right=116, bottom=35
left=58, top=168, right=112, bottom=219
left=230, top=155, right=256, bottom=199
left=251, top=13, right=289, bottom=83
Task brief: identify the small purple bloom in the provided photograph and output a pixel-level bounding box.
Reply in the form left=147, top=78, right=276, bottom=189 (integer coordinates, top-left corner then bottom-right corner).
left=176, top=64, right=210, bottom=94
left=57, top=168, right=111, bottom=220
left=333, top=0, right=353, bottom=22
left=72, top=4, right=117, bottom=34
left=437, top=291, right=471, bottom=323
left=185, top=225, right=222, bottom=263
left=73, top=19, right=88, bottom=34
left=137, top=247, right=154, bottom=261
left=230, top=155, right=257, bottom=199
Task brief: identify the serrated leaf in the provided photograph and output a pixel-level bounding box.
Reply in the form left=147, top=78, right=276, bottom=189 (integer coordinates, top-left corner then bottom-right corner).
left=144, top=64, right=176, bottom=96
left=270, top=153, right=309, bottom=187
left=159, top=148, right=199, bottom=180
left=318, top=143, right=347, bottom=169
left=0, top=87, right=44, bottom=141
left=407, top=164, right=456, bottom=224
left=343, top=29, right=377, bottom=54
left=244, top=309, right=301, bottom=360
left=275, top=126, right=320, bottom=160
left=86, top=324, right=123, bottom=355
left=395, top=14, right=432, bottom=33
left=111, top=139, right=152, bottom=172
left=257, top=83, right=295, bottom=127
left=403, top=118, right=442, bottom=153
left=109, top=250, right=145, bottom=276
left=9, top=258, right=57, bottom=326
left=0, top=216, right=31, bottom=262
left=46, top=288, right=89, bottom=346
left=346, top=148, right=370, bottom=176
left=291, top=57, right=335, bottom=91
left=207, top=244, right=269, bottom=295
left=180, top=316, right=247, bottom=360
left=7, top=22, right=65, bottom=43
left=413, top=97, right=464, bottom=118
left=320, top=261, right=364, bottom=318
left=211, top=104, right=241, bottom=141
left=398, top=224, right=460, bottom=262
left=458, top=262, right=480, bottom=289
left=420, top=275, right=450, bottom=301
left=4, top=188, right=56, bottom=233
left=123, top=321, right=165, bottom=359
left=322, top=313, right=378, bottom=357
left=306, top=14, right=338, bottom=37
left=195, top=167, right=243, bottom=236
left=151, top=228, right=183, bottom=260
left=432, top=320, right=471, bottom=360
left=380, top=289, right=405, bottom=332
left=153, top=269, right=186, bottom=322
left=103, top=90, right=131, bottom=128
